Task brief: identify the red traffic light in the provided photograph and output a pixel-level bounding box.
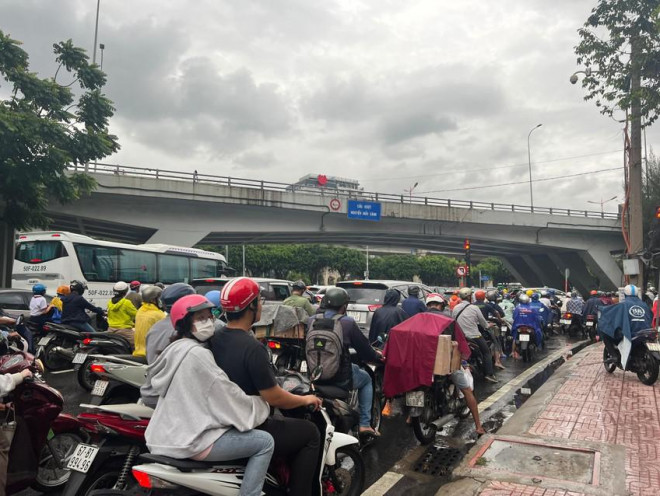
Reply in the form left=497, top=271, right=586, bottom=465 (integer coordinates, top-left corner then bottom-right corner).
left=464, top=239, right=471, bottom=250
left=656, top=206, right=660, bottom=219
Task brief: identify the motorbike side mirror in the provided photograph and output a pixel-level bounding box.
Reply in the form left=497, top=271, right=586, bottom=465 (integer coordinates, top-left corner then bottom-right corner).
left=310, top=365, right=323, bottom=382
left=15, top=315, right=23, bottom=327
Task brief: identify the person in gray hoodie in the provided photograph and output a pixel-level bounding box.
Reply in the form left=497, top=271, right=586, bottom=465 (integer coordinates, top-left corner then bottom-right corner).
left=141, top=294, right=273, bottom=496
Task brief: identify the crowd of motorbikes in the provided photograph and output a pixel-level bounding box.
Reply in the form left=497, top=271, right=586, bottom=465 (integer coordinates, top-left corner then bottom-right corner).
left=3, top=285, right=660, bottom=495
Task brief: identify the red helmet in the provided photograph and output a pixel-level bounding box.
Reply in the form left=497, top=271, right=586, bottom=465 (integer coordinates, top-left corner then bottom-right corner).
left=590, top=290, right=598, bottom=296
left=170, top=294, right=215, bottom=329
left=475, top=290, right=486, bottom=301
left=221, top=277, right=260, bottom=312
left=130, top=280, right=141, bottom=290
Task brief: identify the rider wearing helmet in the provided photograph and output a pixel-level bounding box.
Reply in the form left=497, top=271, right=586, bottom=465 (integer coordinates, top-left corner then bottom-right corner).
left=141, top=294, right=274, bottom=496
left=566, top=290, right=585, bottom=319
left=451, top=288, right=499, bottom=383
left=529, top=292, right=549, bottom=330
left=511, top=293, right=543, bottom=359
left=145, top=283, right=196, bottom=364
left=282, top=280, right=315, bottom=316
left=133, top=286, right=165, bottom=357
left=61, top=280, right=104, bottom=333
left=204, top=290, right=223, bottom=319
left=210, top=277, right=322, bottom=496
left=402, top=285, right=427, bottom=317
left=126, top=281, right=143, bottom=310
left=50, top=285, right=71, bottom=314
left=599, top=285, right=653, bottom=357
left=28, top=283, right=54, bottom=328
left=426, top=293, right=450, bottom=317
left=106, top=281, right=138, bottom=348
left=582, top=289, right=603, bottom=323
left=369, top=288, right=408, bottom=343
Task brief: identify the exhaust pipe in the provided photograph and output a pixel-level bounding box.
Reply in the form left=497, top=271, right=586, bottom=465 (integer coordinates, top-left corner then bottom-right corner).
left=431, top=414, right=456, bottom=430
left=52, top=346, right=75, bottom=360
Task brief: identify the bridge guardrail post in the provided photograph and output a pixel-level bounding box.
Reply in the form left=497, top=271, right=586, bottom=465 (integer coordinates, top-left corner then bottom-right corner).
left=400, top=194, right=404, bottom=203
left=447, top=199, right=451, bottom=208
left=469, top=201, right=473, bottom=209
left=549, top=207, right=552, bottom=215
left=228, top=177, right=231, bottom=188
left=425, top=197, right=428, bottom=206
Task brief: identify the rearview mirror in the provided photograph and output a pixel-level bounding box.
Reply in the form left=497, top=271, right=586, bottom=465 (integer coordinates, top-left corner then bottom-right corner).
left=310, top=365, right=323, bottom=382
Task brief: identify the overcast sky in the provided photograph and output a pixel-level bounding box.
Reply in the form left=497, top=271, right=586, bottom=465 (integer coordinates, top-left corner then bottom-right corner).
left=1, top=0, right=656, bottom=212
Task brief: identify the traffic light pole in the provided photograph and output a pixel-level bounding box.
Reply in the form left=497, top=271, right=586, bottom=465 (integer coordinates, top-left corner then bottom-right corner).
left=464, top=239, right=472, bottom=287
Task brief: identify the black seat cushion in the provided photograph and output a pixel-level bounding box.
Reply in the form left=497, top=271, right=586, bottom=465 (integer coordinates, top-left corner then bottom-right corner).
left=139, top=453, right=247, bottom=472
left=315, top=384, right=350, bottom=400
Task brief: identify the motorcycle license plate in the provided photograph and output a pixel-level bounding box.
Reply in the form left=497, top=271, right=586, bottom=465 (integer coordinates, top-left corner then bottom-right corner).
left=91, top=380, right=109, bottom=397
left=67, top=443, right=99, bottom=473
left=646, top=342, right=660, bottom=352
left=501, top=326, right=508, bottom=333
left=560, top=319, right=570, bottom=325
left=300, top=360, right=307, bottom=373
left=519, top=334, right=530, bottom=342
left=38, top=335, right=53, bottom=346
left=405, top=391, right=425, bottom=407
left=72, top=353, right=88, bottom=364
left=586, top=322, right=594, bottom=327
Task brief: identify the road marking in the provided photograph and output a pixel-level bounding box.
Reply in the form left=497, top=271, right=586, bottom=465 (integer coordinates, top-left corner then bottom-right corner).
left=362, top=471, right=403, bottom=496
left=364, top=341, right=586, bottom=495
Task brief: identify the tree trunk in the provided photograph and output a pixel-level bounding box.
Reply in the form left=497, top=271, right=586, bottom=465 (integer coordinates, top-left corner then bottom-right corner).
left=0, top=220, right=14, bottom=288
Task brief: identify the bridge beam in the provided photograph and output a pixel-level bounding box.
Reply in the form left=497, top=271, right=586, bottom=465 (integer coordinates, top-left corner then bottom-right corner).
left=578, top=248, right=623, bottom=290
left=522, top=254, right=565, bottom=290
left=503, top=255, right=543, bottom=287
left=547, top=252, right=596, bottom=295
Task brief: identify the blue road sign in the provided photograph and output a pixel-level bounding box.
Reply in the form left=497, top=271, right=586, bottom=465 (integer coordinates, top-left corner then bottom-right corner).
left=480, top=275, right=490, bottom=281
left=347, top=200, right=382, bottom=221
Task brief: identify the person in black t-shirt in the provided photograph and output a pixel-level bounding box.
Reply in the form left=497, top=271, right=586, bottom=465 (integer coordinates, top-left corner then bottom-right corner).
left=210, top=277, right=321, bottom=496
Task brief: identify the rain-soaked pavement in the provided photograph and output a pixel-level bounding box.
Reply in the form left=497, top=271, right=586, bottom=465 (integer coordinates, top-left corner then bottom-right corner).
left=31, top=332, right=581, bottom=496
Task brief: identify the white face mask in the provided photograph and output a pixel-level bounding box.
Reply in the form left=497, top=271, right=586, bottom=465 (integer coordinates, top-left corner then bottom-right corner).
left=192, top=318, right=215, bottom=342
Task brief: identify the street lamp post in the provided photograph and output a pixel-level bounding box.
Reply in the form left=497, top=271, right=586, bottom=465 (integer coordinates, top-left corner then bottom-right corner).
left=92, top=0, right=101, bottom=64
left=99, top=43, right=105, bottom=70
left=527, top=124, right=542, bottom=210
left=404, top=182, right=419, bottom=203
left=587, top=195, right=617, bottom=215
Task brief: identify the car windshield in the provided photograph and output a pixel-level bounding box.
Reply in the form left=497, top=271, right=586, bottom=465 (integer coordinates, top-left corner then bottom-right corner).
left=337, top=283, right=389, bottom=305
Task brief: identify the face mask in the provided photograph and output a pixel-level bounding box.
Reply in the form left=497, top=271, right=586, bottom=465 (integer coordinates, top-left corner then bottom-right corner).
left=192, top=318, right=215, bottom=342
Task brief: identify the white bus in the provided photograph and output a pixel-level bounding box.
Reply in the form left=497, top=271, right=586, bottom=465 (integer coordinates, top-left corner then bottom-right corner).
left=12, top=231, right=229, bottom=307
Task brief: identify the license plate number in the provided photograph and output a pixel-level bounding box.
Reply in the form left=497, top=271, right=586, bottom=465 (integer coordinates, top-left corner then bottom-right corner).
left=647, top=342, right=660, bottom=352
left=300, top=361, right=307, bottom=373
left=519, top=334, right=530, bottom=342
left=91, top=380, right=109, bottom=396
left=347, top=311, right=365, bottom=323
left=405, top=390, right=425, bottom=407
left=586, top=322, right=594, bottom=327
left=67, top=444, right=99, bottom=473
left=72, top=353, right=88, bottom=364
left=560, top=319, right=570, bottom=325
left=38, top=335, right=53, bottom=346
left=501, top=326, right=507, bottom=333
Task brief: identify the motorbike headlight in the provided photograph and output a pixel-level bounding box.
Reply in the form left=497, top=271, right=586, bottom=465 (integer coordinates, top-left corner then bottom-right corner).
left=35, top=359, right=45, bottom=374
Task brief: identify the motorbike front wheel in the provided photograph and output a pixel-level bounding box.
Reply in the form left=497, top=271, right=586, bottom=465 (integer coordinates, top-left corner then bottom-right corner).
left=329, top=446, right=366, bottom=496
left=636, top=350, right=659, bottom=386
left=32, top=432, right=83, bottom=492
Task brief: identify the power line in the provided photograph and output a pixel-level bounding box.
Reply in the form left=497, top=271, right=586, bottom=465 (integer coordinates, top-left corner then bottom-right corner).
left=365, top=149, right=623, bottom=183
left=416, top=166, right=623, bottom=194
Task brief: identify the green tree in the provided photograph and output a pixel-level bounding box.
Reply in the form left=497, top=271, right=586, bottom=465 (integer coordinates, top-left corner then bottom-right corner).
left=0, top=32, right=119, bottom=285
left=418, top=255, right=459, bottom=286
left=474, top=257, right=513, bottom=285
left=369, top=254, right=420, bottom=281
left=575, top=1, right=660, bottom=124
left=331, top=246, right=365, bottom=281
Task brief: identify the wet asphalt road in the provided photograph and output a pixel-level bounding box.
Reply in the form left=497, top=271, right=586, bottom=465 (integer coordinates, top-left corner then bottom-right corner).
left=30, top=332, right=579, bottom=495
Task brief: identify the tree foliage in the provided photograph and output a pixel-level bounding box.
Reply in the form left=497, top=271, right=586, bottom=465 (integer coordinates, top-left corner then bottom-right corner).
left=575, top=1, right=660, bottom=124
left=474, top=257, right=514, bottom=284
left=0, top=32, right=119, bottom=230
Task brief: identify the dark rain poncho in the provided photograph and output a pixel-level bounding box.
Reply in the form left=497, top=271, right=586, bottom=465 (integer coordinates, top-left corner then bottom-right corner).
left=368, top=289, right=408, bottom=343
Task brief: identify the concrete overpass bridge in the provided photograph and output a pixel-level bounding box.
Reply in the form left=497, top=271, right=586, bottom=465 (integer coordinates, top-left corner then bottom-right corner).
left=45, top=163, right=626, bottom=293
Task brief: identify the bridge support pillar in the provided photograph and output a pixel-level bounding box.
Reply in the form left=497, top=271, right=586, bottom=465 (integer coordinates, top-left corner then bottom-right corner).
left=502, top=255, right=542, bottom=287
left=579, top=248, right=623, bottom=291
left=522, top=254, right=565, bottom=290
left=547, top=252, right=596, bottom=295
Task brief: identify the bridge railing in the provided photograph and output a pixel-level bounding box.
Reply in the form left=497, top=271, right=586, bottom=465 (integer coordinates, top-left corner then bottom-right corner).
left=72, top=162, right=620, bottom=220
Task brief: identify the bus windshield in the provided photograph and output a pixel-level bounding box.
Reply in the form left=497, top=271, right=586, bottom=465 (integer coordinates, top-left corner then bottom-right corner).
left=15, top=241, right=67, bottom=264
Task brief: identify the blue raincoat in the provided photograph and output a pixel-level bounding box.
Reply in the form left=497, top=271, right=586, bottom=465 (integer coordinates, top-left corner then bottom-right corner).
left=598, top=296, right=652, bottom=343
left=530, top=300, right=549, bottom=326
left=512, top=304, right=544, bottom=345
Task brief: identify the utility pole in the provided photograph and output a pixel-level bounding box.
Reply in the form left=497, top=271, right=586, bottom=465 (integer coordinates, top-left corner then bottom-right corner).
left=464, top=239, right=472, bottom=287
left=628, top=35, right=644, bottom=286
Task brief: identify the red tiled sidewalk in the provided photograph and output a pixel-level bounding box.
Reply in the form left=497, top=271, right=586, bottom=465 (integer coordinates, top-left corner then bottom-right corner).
left=478, top=344, right=660, bottom=496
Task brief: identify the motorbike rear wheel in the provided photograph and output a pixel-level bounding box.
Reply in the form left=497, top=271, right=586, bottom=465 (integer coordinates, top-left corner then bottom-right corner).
left=636, top=350, right=659, bottom=386
left=77, top=358, right=97, bottom=391
left=43, top=340, right=71, bottom=371
left=32, top=432, right=83, bottom=492
left=602, top=347, right=617, bottom=374
left=411, top=393, right=437, bottom=445
left=330, top=446, right=366, bottom=496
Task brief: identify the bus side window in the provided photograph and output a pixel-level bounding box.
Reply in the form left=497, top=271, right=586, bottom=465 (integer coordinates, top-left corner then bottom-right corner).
left=119, top=250, right=157, bottom=283
left=74, top=244, right=118, bottom=281
left=158, top=254, right=190, bottom=284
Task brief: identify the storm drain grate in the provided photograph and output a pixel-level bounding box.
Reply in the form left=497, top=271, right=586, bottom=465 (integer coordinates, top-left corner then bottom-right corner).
left=413, top=446, right=463, bottom=476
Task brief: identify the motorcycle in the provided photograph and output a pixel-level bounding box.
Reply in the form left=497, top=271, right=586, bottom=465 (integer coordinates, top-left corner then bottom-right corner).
left=263, top=337, right=306, bottom=373
left=405, top=372, right=470, bottom=445
left=1, top=349, right=86, bottom=493
left=515, top=325, right=538, bottom=363
left=602, top=328, right=660, bottom=385
left=73, top=333, right=134, bottom=391
left=559, top=312, right=583, bottom=338
left=467, top=327, right=497, bottom=379
left=36, top=323, right=85, bottom=371
left=584, top=315, right=598, bottom=341
left=84, top=354, right=147, bottom=405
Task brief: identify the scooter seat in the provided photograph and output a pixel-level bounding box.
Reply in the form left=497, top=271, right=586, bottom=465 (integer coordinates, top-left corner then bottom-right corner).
left=111, top=354, right=148, bottom=364
left=140, top=453, right=248, bottom=472
left=315, top=384, right=350, bottom=400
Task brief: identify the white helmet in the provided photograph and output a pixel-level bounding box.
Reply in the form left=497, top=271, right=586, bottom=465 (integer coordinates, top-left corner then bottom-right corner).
left=518, top=294, right=530, bottom=304
left=113, top=281, right=129, bottom=294
left=624, top=284, right=638, bottom=297
left=426, top=293, right=446, bottom=305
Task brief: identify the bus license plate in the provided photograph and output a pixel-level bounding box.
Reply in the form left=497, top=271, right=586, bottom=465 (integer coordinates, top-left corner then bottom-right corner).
left=519, top=334, right=530, bottom=342
left=91, top=380, right=109, bottom=397
left=405, top=391, right=425, bottom=407
left=646, top=342, right=660, bottom=352
left=586, top=322, right=594, bottom=327
left=72, top=353, right=88, bottom=364
left=38, top=335, right=53, bottom=346
left=67, top=444, right=99, bottom=473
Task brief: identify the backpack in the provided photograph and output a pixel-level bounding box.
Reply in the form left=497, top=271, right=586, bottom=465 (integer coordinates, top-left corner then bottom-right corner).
left=305, top=314, right=352, bottom=386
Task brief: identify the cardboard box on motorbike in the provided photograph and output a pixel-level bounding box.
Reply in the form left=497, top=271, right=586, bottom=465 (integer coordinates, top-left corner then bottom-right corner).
left=434, top=335, right=462, bottom=375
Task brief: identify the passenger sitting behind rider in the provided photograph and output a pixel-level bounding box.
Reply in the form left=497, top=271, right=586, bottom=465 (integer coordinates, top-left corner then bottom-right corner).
left=141, top=294, right=274, bottom=496
left=426, top=296, right=485, bottom=435
left=210, top=277, right=322, bottom=496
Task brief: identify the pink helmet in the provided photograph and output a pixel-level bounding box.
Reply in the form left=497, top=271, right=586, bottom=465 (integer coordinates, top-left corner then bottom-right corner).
left=220, top=277, right=260, bottom=312
left=170, top=294, right=215, bottom=329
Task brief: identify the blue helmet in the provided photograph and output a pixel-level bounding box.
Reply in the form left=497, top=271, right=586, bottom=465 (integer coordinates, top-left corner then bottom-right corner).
left=32, top=283, right=46, bottom=295
left=205, top=290, right=221, bottom=308
left=161, top=283, right=195, bottom=311
left=548, top=289, right=556, bottom=296
left=531, top=292, right=540, bottom=301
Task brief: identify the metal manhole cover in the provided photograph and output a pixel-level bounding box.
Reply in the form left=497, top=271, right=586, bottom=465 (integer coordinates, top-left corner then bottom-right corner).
left=413, top=446, right=463, bottom=476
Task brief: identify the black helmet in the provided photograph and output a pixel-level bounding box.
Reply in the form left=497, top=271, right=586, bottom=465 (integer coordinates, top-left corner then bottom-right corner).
left=70, top=280, right=87, bottom=295
left=408, top=286, right=420, bottom=296
left=142, top=285, right=163, bottom=304
left=161, top=283, right=195, bottom=311
left=486, top=290, right=498, bottom=302
left=325, top=287, right=350, bottom=309
left=292, top=280, right=306, bottom=291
